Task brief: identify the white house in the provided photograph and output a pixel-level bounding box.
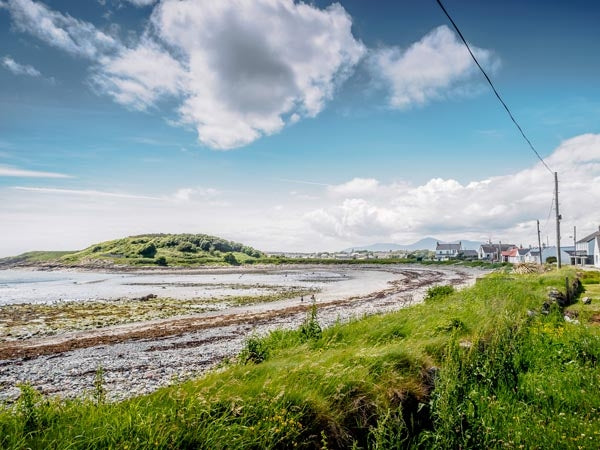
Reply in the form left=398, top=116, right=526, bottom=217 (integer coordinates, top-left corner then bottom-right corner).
left=575, top=227, right=600, bottom=265
left=478, top=243, right=516, bottom=261
left=505, top=247, right=529, bottom=264
left=435, top=242, right=462, bottom=261
left=595, top=237, right=600, bottom=268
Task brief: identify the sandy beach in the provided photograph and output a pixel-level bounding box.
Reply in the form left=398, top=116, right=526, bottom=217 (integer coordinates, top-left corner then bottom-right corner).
left=0, top=264, right=487, bottom=402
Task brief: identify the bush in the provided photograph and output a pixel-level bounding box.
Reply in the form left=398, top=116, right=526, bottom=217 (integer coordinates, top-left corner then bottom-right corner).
left=546, top=256, right=557, bottom=264
left=177, top=242, right=197, bottom=253
left=425, top=285, right=455, bottom=302
left=300, top=303, right=322, bottom=341
left=240, top=336, right=269, bottom=364
left=155, top=256, right=168, bottom=266
left=138, top=242, right=157, bottom=258
left=223, top=253, right=239, bottom=265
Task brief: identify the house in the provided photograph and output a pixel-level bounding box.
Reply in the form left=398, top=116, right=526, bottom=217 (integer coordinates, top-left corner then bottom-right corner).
left=503, top=247, right=529, bottom=264
left=595, top=237, right=600, bottom=268
left=575, top=226, right=600, bottom=265
left=435, top=242, right=462, bottom=261
left=461, top=249, right=479, bottom=260
left=523, top=246, right=573, bottom=265
left=478, top=243, right=516, bottom=261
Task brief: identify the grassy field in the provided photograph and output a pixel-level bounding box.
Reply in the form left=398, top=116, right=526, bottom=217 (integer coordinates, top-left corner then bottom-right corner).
left=1, top=268, right=599, bottom=448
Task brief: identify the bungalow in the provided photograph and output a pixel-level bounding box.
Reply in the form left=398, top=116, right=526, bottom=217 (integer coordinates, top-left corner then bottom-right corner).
left=435, top=242, right=462, bottom=261
left=575, top=226, right=600, bottom=265
left=503, top=247, right=529, bottom=264
left=478, top=243, right=516, bottom=261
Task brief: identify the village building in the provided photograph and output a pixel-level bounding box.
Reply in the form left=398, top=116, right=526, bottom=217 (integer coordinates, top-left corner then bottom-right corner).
left=575, top=227, right=600, bottom=265
left=461, top=249, right=479, bottom=260
left=523, top=246, right=574, bottom=265
left=502, top=247, right=529, bottom=264
left=435, top=242, right=462, bottom=261
left=478, top=243, right=516, bottom=261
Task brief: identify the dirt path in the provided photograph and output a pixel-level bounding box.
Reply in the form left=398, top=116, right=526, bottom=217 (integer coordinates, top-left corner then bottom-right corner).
left=0, top=265, right=485, bottom=401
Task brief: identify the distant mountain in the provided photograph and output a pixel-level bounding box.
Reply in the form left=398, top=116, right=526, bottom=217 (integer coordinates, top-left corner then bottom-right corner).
left=344, top=237, right=483, bottom=252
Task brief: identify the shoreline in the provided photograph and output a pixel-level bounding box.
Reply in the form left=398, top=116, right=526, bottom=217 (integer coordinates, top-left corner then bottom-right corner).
left=0, top=264, right=488, bottom=402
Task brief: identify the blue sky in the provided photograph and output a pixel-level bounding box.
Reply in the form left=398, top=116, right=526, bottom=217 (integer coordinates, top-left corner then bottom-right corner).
left=1, top=0, right=600, bottom=256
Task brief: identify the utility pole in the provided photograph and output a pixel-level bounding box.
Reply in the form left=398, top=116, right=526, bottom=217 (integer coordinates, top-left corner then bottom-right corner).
left=573, top=225, right=577, bottom=266
left=537, top=220, right=543, bottom=265
left=497, top=240, right=502, bottom=263
left=554, top=172, right=562, bottom=268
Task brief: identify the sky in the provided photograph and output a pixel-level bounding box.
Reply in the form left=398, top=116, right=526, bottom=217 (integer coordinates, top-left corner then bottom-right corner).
left=1, top=0, right=599, bottom=256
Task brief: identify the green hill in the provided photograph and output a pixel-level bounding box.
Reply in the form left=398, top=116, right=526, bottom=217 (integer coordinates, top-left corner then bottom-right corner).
left=0, top=233, right=263, bottom=268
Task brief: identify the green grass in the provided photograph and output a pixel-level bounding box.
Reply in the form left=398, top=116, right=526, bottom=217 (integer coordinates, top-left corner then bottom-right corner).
left=1, top=269, right=600, bottom=448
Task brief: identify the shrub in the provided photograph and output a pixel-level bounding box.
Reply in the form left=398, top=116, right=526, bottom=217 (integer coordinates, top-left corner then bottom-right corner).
left=138, top=242, right=157, bottom=258
left=425, top=285, right=455, bottom=302
left=240, top=336, right=269, bottom=364
left=177, top=242, right=197, bottom=253
left=546, top=256, right=557, bottom=264
left=300, top=302, right=322, bottom=341
left=223, top=253, right=239, bottom=265
left=155, top=256, right=168, bottom=266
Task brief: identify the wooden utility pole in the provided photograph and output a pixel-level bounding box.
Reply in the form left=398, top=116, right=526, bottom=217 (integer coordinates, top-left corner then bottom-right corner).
left=537, top=220, right=543, bottom=265
left=555, top=172, right=562, bottom=268
left=573, top=225, right=577, bottom=266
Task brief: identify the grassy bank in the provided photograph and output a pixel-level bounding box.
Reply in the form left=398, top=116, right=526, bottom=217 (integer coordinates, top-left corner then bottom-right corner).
left=1, top=269, right=599, bottom=448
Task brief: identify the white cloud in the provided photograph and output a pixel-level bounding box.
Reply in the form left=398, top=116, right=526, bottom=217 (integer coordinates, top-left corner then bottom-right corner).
left=370, top=25, right=499, bottom=109
left=92, top=39, right=186, bottom=110
left=2, top=55, right=41, bottom=76
left=13, top=186, right=158, bottom=199
left=5, top=0, right=365, bottom=150
left=172, top=187, right=220, bottom=202
left=101, top=0, right=366, bottom=149
left=328, top=177, right=379, bottom=197
left=123, top=0, right=156, bottom=6
left=0, top=165, right=71, bottom=178
left=3, top=135, right=599, bottom=257
left=4, top=0, right=120, bottom=58
left=306, top=134, right=600, bottom=246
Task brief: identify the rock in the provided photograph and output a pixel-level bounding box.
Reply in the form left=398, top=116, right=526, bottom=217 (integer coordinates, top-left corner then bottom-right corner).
left=527, top=310, right=537, bottom=317
left=138, top=294, right=157, bottom=301
left=582, top=296, right=592, bottom=305
left=564, top=315, right=580, bottom=324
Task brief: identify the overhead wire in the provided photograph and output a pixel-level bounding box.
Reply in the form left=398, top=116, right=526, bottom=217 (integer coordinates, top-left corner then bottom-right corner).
left=542, top=191, right=555, bottom=232
left=435, top=0, right=554, bottom=175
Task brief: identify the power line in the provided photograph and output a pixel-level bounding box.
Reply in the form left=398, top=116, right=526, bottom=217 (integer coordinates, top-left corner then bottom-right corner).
left=543, top=191, right=554, bottom=232
left=435, top=0, right=553, bottom=175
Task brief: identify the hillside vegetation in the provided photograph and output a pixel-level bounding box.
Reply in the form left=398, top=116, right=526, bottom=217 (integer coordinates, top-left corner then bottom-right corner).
left=1, top=268, right=599, bottom=448
left=0, top=234, right=263, bottom=268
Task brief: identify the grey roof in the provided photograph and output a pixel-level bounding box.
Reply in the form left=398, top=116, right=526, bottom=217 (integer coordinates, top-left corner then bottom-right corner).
left=462, top=250, right=478, bottom=256
left=480, top=244, right=515, bottom=253
left=576, top=230, right=600, bottom=244
left=436, top=242, right=461, bottom=251
left=517, top=248, right=530, bottom=256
